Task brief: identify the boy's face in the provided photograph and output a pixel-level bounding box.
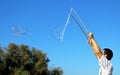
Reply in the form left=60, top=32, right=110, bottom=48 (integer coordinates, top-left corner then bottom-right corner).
left=102, top=50, right=105, bottom=55
left=102, top=50, right=107, bottom=57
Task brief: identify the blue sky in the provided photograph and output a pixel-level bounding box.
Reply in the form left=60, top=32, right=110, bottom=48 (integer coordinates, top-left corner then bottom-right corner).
left=0, top=0, right=120, bottom=75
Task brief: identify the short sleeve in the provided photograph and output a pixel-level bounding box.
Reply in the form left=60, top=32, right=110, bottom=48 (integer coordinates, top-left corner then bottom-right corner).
left=98, top=55, right=113, bottom=73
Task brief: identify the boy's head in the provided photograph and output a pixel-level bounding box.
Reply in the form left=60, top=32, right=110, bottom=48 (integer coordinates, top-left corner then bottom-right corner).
left=102, top=48, right=113, bottom=60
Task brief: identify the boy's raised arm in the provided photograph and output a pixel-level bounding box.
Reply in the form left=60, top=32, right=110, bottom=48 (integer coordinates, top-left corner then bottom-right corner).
left=88, top=32, right=103, bottom=59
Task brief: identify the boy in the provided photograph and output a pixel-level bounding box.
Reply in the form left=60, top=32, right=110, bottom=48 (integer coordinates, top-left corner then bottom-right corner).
left=88, top=32, right=113, bottom=75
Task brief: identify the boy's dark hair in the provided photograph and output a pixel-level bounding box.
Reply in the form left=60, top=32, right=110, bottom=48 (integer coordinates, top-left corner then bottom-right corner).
left=103, top=48, right=113, bottom=60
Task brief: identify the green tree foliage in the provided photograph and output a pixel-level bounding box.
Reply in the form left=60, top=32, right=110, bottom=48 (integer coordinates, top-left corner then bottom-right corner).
left=0, top=43, right=63, bottom=75
left=50, top=67, right=63, bottom=75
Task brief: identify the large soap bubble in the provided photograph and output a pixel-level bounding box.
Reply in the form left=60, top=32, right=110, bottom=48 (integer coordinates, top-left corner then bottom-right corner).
left=10, top=25, right=28, bottom=37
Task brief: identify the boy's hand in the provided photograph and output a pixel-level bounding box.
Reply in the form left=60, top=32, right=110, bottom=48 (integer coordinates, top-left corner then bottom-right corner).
left=88, top=32, right=94, bottom=46
left=88, top=32, right=94, bottom=39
